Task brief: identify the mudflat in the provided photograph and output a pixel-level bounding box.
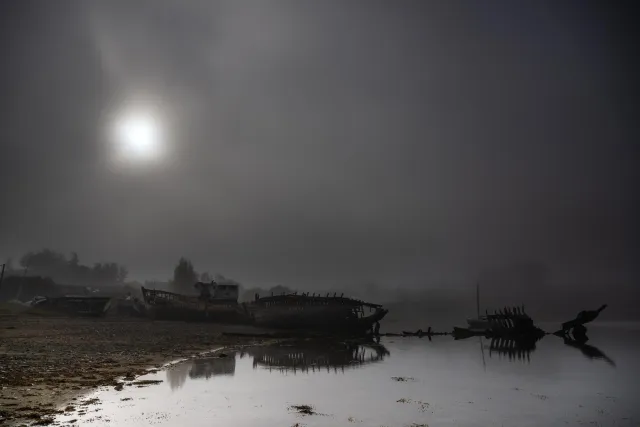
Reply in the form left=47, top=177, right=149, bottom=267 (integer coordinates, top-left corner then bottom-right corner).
left=0, top=313, right=270, bottom=425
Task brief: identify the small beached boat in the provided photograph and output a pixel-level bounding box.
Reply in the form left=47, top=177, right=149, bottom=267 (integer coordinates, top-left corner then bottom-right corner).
left=31, top=295, right=112, bottom=317
left=466, top=282, right=490, bottom=331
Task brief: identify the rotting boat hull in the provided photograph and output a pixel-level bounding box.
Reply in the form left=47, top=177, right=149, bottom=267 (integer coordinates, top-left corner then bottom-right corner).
left=140, top=287, right=251, bottom=323
left=32, top=295, right=112, bottom=317
left=248, top=307, right=388, bottom=334
left=466, top=317, right=491, bottom=331
left=245, top=294, right=388, bottom=334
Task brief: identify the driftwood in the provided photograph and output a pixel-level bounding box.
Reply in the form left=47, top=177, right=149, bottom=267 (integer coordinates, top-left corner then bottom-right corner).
left=401, top=327, right=449, bottom=337
left=558, top=304, right=608, bottom=333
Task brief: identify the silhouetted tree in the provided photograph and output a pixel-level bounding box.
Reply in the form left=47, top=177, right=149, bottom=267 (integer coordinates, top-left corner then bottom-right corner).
left=200, top=272, right=212, bottom=283
left=173, top=257, right=197, bottom=292
left=20, top=249, right=67, bottom=280
left=92, top=262, right=120, bottom=286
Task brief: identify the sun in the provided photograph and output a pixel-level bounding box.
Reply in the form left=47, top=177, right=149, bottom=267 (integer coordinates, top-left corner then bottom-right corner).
left=112, top=111, right=163, bottom=162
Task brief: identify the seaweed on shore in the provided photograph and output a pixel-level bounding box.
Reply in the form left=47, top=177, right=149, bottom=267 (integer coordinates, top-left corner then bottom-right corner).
left=289, top=404, right=317, bottom=416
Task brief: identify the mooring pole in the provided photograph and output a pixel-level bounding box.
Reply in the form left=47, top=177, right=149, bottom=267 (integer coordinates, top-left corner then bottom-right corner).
left=0, top=263, right=5, bottom=292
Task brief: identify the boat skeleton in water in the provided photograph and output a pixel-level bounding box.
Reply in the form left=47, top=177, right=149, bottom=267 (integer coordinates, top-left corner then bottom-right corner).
left=454, top=305, right=545, bottom=341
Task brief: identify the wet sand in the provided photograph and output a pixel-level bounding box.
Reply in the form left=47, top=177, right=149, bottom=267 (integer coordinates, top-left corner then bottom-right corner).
left=0, top=313, right=272, bottom=425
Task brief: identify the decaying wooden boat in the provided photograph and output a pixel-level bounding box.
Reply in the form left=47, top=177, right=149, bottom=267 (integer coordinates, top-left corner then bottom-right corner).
left=244, top=293, right=388, bottom=334
left=140, top=283, right=250, bottom=323
left=31, top=295, right=112, bottom=317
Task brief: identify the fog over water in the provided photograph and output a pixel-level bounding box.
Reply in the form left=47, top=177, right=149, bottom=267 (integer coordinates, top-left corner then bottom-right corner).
left=1, top=1, right=637, bottom=298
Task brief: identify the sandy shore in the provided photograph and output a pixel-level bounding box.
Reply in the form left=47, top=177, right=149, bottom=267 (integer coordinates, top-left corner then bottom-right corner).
left=0, top=313, right=272, bottom=426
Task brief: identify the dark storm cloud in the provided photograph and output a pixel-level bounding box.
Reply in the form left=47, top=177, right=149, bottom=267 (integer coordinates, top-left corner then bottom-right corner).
left=1, top=0, right=637, bottom=288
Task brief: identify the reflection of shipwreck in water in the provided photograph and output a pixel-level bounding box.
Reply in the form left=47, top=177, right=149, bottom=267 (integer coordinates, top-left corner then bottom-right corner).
left=562, top=336, right=616, bottom=367
left=243, top=340, right=390, bottom=374
left=455, top=306, right=546, bottom=364
left=551, top=305, right=615, bottom=367
left=189, top=355, right=237, bottom=379
left=167, top=362, right=191, bottom=390
left=487, top=335, right=543, bottom=363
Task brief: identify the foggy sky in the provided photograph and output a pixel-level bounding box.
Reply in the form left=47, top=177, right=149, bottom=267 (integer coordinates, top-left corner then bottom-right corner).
left=1, top=0, right=637, bottom=288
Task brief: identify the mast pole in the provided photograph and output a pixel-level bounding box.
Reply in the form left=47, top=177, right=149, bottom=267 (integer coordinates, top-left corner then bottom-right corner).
left=476, top=282, right=480, bottom=318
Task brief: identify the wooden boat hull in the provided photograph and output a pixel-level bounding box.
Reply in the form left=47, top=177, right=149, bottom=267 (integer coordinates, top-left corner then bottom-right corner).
left=466, top=318, right=491, bottom=331
left=141, top=287, right=252, bottom=323
left=140, top=287, right=388, bottom=332
left=246, top=304, right=388, bottom=334
left=32, top=296, right=112, bottom=317
left=452, top=326, right=485, bottom=340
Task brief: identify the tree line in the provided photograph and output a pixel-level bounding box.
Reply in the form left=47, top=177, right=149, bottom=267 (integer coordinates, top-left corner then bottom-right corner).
left=4, top=249, right=128, bottom=288
left=3, top=249, right=298, bottom=299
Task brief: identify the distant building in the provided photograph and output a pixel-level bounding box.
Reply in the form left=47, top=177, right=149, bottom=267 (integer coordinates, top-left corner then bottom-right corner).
left=212, top=282, right=239, bottom=301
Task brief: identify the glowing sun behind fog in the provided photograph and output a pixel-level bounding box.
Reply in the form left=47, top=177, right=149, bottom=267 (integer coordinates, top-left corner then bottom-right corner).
left=111, top=110, right=164, bottom=164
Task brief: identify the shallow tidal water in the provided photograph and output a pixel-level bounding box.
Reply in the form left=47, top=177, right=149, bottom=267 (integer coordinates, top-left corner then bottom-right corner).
left=54, top=323, right=639, bottom=427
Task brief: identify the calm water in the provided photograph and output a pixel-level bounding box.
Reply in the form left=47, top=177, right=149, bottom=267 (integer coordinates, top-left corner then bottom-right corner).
left=54, top=323, right=639, bottom=427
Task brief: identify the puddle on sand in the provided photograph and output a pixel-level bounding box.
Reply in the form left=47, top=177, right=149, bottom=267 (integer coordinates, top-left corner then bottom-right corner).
left=49, top=329, right=640, bottom=427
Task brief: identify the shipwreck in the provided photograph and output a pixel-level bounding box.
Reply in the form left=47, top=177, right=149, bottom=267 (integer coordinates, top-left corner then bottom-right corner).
left=453, top=305, right=545, bottom=342
left=141, top=283, right=389, bottom=335
left=140, top=282, right=250, bottom=323
left=30, top=295, right=112, bottom=317
left=244, top=292, right=389, bottom=335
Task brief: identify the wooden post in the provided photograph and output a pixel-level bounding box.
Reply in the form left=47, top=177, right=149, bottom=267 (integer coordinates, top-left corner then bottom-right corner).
left=0, top=263, right=5, bottom=292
